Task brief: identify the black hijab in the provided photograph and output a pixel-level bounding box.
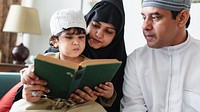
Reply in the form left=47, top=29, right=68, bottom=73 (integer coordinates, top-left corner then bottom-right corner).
left=83, top=0, right=126, bottom=61
left=83, top=0, right=127, bottom=112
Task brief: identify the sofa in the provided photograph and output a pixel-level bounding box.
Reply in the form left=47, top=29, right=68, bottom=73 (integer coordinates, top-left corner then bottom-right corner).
left=0, top=72, right=20, bottom=98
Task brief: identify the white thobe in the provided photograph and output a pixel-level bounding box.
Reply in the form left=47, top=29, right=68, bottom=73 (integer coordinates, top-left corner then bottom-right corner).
left=121, top=34, right=200, bottom=112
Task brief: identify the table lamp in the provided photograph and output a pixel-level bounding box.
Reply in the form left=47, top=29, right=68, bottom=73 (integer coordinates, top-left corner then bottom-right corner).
left=3, top=5, right=41, bottom=64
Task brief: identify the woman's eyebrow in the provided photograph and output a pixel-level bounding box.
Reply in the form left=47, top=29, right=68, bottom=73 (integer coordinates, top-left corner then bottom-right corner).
left=96, top=21, right=115, bottom=30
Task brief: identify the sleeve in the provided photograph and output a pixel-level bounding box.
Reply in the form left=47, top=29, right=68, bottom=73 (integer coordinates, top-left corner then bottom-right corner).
left=20, top=68, right=28, bottom=79
left=120, top=52, right=147, bottom=112
left=98, top=90, right=117, bottom=107
left=12, top=67, right=26, bottom=102
left=13, top=85, right=23, bottom=102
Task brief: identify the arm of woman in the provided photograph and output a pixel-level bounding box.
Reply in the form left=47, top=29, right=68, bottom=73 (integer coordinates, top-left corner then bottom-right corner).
left=18, top=65, right=49, bottom=102
left=69, top=86, right=97, bottom=104
left=22, top=84, right=49, bottom=102
left=94, top=82, right=116, bottom=107
left=94, top=82, right=114, bottom=99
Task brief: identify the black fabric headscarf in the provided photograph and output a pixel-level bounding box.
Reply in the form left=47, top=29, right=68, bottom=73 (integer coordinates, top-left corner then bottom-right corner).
left=83, top=0, right=127, bottom=112
left=83, top=0, right=126, bottom=60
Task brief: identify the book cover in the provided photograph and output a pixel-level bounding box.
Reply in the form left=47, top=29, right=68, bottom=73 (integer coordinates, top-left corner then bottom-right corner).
left=34, top=54, right=122, bottom=99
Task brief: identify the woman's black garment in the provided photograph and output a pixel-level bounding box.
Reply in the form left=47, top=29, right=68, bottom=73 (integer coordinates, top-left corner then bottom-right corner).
left=13, top=86, right=23, bottom=102
left=83, top=0, right=127, bottom=111
left=44, top=46, right=59, bottom=53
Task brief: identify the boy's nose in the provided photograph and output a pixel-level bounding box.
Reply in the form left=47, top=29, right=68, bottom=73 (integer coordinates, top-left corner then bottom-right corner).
left=73, top=40, right=79, bottom=45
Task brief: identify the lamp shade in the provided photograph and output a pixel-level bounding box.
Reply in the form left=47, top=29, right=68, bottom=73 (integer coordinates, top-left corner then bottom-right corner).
left=3, top=5, right=41, bottom=34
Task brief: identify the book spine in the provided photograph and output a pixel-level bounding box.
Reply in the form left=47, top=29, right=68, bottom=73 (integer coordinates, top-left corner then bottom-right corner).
left=68, top=68, right=85, bottom=95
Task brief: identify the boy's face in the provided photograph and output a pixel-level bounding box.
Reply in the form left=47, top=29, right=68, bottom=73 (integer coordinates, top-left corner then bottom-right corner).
left=57, top=29, right=86, bottom=58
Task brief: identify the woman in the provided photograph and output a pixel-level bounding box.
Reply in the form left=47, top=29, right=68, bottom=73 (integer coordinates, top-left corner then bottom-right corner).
left=15, top=0, right=126, bottom=111
left=82, top=0, right=127, bottom=111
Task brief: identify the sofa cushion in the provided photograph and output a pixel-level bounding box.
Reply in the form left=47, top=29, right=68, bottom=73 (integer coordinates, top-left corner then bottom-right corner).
left=0, top=82, right=23, bottom=112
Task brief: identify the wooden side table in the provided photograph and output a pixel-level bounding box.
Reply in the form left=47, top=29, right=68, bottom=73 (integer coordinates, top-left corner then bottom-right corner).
left=0, top=63, right=27, bottom=72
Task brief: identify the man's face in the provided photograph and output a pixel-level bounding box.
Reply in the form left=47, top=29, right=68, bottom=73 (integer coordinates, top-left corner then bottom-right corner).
left=141, top=7, right=181, bottom=48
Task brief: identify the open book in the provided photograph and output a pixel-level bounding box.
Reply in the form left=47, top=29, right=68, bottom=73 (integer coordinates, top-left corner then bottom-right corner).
left=34, top=54, right=122, bottom=99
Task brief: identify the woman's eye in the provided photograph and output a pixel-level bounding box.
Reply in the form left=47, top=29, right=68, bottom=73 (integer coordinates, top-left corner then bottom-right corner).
left=107, top=30, right=114, bottom=34
left=92, top=22, right=100, bottom=28
left=106, top=28, right=115, bottom=34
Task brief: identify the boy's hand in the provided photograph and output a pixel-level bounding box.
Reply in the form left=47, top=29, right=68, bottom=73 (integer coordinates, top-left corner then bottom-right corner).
left=94, top=82, right=114, bottom=99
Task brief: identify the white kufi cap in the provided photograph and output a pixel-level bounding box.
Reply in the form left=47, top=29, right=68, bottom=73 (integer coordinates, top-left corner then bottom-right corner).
left=50, top=9, right=86, bottom=36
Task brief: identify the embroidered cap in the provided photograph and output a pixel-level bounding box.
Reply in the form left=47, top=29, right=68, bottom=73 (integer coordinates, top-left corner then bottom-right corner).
left=50, top=9, right=86, bottom=36
left=142, top=0, right=191, bottom=11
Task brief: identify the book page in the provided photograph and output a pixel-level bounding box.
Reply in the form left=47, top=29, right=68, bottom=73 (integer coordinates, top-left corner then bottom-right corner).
left=35, top=54, right=79, bottom=70
left=79, top=59, right=121, bottom=67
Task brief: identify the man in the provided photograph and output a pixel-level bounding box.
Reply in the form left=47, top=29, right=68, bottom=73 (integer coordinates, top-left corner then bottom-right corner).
left=121, top=0, right=200, bottom=111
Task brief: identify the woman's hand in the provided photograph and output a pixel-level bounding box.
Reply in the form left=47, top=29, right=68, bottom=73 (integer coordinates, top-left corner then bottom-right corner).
left=21, top=64, right=49, bottom=102
left=70, top=86, right=97, bottom=104
left=94, top=82, right=114, bottom=99
left=22, top=82, right=49, bottom=102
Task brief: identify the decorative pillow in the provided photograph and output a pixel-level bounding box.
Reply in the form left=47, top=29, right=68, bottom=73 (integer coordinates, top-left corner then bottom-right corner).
left=0, top=82, right=23, bottom=112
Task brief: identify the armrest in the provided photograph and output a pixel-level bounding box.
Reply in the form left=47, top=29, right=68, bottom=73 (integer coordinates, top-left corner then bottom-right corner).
left=0, top=72, right=20, bottom=98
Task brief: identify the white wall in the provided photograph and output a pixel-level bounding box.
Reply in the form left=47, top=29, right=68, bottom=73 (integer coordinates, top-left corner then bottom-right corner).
left=23, top=0, right=200, bottom=63
left=188, top=3, right=200, bottom=39
left=123, top=0, right=145, bottom=55
left=123, top=1, right=200, bottom=55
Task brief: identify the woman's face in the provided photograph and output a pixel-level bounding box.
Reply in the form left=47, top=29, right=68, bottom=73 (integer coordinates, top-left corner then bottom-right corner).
left=87, top=21, right=116, bottom=49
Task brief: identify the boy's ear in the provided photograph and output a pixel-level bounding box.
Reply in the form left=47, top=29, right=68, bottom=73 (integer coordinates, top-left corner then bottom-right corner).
left=177, top=10, right=190, bottom=27
left=51, top=39, right=59, bottom=48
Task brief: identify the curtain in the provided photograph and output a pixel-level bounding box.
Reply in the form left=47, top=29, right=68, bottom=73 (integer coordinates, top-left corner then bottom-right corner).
left=0, top=0, right=21, bottom=63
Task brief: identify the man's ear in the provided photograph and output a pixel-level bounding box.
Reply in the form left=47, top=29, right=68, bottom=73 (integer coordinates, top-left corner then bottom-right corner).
left=177, top=10, right=190, bottom=27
